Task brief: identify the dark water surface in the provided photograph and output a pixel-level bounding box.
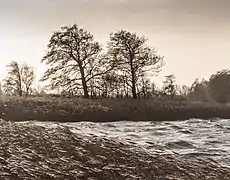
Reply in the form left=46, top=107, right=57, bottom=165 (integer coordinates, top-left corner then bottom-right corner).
left=33, top=119, right=230, bottom=167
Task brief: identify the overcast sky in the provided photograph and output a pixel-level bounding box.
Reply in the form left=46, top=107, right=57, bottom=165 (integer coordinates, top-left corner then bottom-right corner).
left=0, top=0, right=230, bottom=86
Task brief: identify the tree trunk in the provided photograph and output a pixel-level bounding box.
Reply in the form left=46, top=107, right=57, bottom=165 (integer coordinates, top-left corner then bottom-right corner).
left=82, top=81, right=89, bottom=98
left=18, top=74, right=23, bottom=97
left=18, top=89, right=23, bottom=97
left=79, top=65, right=89, bottom=98
left=131, top=71, right=137, bottom=99
left=18, top=82, right=23, bottom=97
left=25, top=88, right=29, bottom=97
left=129, top=51, right=137, bottom=99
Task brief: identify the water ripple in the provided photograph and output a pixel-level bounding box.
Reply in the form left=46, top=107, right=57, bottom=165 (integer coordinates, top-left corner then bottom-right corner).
left=35, top=118, right=230, bottom=167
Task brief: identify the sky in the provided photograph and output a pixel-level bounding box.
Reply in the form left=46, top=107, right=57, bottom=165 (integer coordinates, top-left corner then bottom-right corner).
left=0, top=0, right=230, bottom=87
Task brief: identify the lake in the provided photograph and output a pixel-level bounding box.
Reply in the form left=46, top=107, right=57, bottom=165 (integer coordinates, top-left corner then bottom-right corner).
left=32, top=118, right=230, bottom=167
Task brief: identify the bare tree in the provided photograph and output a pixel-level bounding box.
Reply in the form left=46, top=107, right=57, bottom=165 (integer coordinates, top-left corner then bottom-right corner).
left=41, top=24, right=114, bottom=98
left=3, top=61, right=35, bottom=97
left=22, top=65, right=35, bottom=97
left=162, top=74, right=177, bottom=97
left=108, top=30, right=164, bottom=99
left=177, top=85, right=190, bottom=97
left=136, top=75, right=152, bottom=98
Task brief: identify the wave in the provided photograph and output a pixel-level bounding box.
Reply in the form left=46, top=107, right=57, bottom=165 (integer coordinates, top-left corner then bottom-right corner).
left=0, top=120, right=229, bottom=179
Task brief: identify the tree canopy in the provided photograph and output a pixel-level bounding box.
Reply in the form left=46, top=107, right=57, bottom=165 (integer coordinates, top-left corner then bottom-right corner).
left=3, top=61, right=35, bottom=97
left=41, top=25, right=113, bottom=98
left=107, top=30, right=164, bottom=99
left=41, top=26, right=163, bottom=99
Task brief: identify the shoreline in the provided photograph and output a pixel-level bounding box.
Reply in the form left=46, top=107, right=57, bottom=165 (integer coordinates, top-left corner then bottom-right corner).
left=0, top=96, right=230, bottom=122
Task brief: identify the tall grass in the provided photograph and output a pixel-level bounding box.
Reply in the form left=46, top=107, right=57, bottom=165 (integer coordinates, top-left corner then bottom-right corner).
left=0, top=95, right=229, bottom=122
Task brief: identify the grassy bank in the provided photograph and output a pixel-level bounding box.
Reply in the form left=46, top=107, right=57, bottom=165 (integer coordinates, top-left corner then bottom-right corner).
left=0, top=120, right=229, bottom=179
left=0, top=96, right=230, bottom=122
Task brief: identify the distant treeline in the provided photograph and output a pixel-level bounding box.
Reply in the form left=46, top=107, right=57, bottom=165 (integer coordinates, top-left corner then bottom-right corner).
left=1, top=24, right=230, bottom=104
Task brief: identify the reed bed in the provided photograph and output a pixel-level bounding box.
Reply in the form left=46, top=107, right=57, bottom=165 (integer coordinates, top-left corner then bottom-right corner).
left=0, top=96, right=229, bottom=122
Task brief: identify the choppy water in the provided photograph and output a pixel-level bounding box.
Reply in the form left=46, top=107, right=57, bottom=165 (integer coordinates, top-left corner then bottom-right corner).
left=33, top=119, right=230, bottom=167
